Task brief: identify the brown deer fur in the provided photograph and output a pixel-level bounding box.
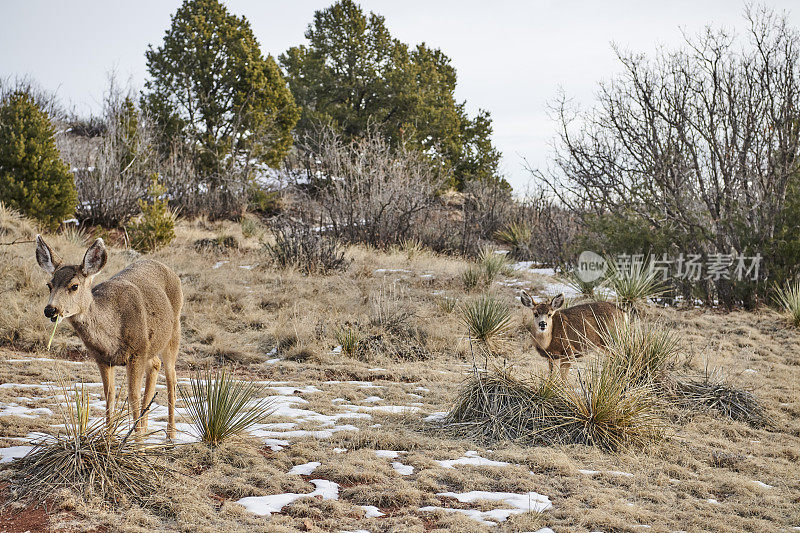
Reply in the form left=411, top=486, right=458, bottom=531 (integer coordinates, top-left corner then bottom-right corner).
left=35, top=235, right=182, bottom=439
left=520, top=291, right=624, bottom=379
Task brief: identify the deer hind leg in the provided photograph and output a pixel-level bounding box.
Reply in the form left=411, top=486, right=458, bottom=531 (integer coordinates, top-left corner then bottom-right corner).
left=141, top=357, right=161, bottom=434
left=164, top=326, right=180, bottom=441
left=127, top=359, right=146, bottom=439
left=98, top=362, right=115, bottom=434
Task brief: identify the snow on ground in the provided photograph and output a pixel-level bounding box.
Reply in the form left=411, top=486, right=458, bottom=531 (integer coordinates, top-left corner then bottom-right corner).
left=236, top=479, right=339, bottom=516
left=0, top=445, right=34, bottom=464
left=436, top=450, right=510, bottom=469
left=419, top=489, right=552, bottom=526
left=0, top=402, right=53, bottom=419
left=287, top=461, right=320, bottom=476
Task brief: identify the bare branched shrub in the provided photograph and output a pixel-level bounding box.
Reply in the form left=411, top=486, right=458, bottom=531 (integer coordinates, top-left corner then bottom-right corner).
left=264, top=217, right=348, bottom=274
left=58, top=76, right=158, bottom=227
left=294, top=127, right=444, bottom=247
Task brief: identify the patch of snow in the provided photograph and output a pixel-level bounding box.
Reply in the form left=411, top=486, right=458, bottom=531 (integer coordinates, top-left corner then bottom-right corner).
left=423, top=411, right=447, bottom=422
left=362, top=396, right=382, bottom=403
left=436, top=451, right=510, bottom=469
left=0, top=445, right=33, bottom=463
left=348, top=405, right=420, bottom=414
left=392, top=461, right=414, bottom=475
left=288, top=461, right=320, bottom=476
left=439, top=489, right=552, bottom=513
left=744, top=368, right=757, bottom=373
left=239, top=264, right=257, bottom=270
left=237, top=479, right=339, bottom=516
left=752, top=480, right=772, bottom=488
left=374, top=450, right=402, bottom=459
left=212, top=260, right=229, bottom=269
left=0, top=403, right=53, bottom=419
left=579, top=469, right=633, bottom=477
left=419, top=506, right=525, bottom=526
left=360, top=505, right=385, bottom=518
left=333, top=447, right=348, bottom=453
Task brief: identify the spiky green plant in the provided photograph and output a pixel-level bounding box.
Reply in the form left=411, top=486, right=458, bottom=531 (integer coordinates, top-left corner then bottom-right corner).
left=562, top=269, right=605, bottom=299
left=494, top=221, right=532, bottom=258
left=556, top=360, right=665, bottom=449
left=241, top=216, right=262, bottom=239
left=335, top=326, right=361, bottom=356
left=478, top=247, right=512, bottom=283
left=179, top=368, right=275, bottom=447
left=461, top=266, right=483, bottom=291
left=607, top=258, right=668, bottom=311
left=460, top=295, right=513, bottom=346
left=773, top=280, right=800, bottom=327
left=602, top=318, right=681, bottom=385
left=436, top=296, right=458, bottom=314
left=7, top=383, right=164, bottom=505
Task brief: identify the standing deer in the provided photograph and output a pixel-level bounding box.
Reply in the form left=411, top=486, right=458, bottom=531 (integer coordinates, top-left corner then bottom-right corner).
left=35, top=235, right=182, bottom=439
left=520, top=291, right=624, bottom=380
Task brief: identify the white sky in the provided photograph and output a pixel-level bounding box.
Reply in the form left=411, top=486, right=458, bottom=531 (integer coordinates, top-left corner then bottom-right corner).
left=2, top=1, right=798, bottom=192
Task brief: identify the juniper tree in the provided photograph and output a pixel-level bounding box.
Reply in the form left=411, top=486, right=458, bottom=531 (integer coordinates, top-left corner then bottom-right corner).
left=0, top=91, right=75, bottom=229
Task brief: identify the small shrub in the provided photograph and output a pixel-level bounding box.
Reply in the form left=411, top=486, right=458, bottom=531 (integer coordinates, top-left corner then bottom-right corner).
left=773, top=280, right=800, bottom=326
left=249, top=185, right=283, bottom=216
left=60, top=224, right=89, bottom=246
left=335, top=326, right=361, bottom=356
left=369, top=283, right=413, bottom=333
left=127, top=177, right=176, bottom=253
left=602, top=318, right=681, bottom=385
left=607, top=258, right=668, bottom=311
left=6, top=382, right=164, bottom=504
left=194, top=235, right=239, bottom=254
left=179, top=368, right=275, bottom=447
left=241, top=216, right=262, bottom=239
left=264, top=218, right=348, bottom=274
left=459, top=295, right=513, bottom=347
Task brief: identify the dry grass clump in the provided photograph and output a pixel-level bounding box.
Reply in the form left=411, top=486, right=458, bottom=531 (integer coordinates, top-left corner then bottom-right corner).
left=263, top=218, right=348, bottom=274
left=341, top=479, right=424, bottom=508
left=444, top=365, right=664, bottom=450
left=669, top=369, right=766, bottom=426
left=179, top=368, right=275, bottom=446
left=6, top=383, right=166, bottom=505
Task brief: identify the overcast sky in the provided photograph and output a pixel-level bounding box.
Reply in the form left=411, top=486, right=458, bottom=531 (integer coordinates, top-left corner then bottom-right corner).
left=2, top=1, right=798, bottom=192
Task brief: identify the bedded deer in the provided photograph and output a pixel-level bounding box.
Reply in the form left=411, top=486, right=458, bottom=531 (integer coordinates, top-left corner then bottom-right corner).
left=520, top=291, right=624, bottom=380
left=35, top=235, right=182, bottom=439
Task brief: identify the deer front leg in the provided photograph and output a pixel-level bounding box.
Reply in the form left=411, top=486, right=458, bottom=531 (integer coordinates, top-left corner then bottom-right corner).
left=559, top=360, right=572, bottom=381
left=127, top=360, right=146, bottom=439
left=141, top=357, right=161, bottom=434
left=98, top=362, right=115, bottom=434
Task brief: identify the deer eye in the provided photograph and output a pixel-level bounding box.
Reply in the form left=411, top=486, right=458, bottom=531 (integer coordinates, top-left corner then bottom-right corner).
left=69, top=284, right=79, bottom=292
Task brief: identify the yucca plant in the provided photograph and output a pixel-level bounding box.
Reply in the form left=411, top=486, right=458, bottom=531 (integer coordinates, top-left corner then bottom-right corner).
left=669, top=368, right=765, bottom=426
left=461, top=266, right=483, bottom=291
left=7, top=383, right=164, bottom=504
left=335, top=326, right=361, bottom=356
left=773, top=280, right=800, bottom=327
left=556, top=360, right=665, bottom=450
left=61, top=224, right=89, bottom=246
left=562, top=269, right=605, bottom=299
left=607, top=258, right=668, bottom=311
left=478, top=247, right=512, bottom=283
left=436, top=296, right=458, bottom=314
left=494, top=221, right=532, bottom=258
left=460, top=295, right=514, bottom=347
left=602, top=318, right=681, bottom=385
left=180, top=368, right=275, bottom=447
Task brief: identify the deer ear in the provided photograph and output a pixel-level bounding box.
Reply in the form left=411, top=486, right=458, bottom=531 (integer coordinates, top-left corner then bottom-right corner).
left=520, top=290, right=534, bottom=308
left=551, top=293, right=565, bottom=310
left=35, top=235, right=61, bottom=274
left=82, top=238, right=107, bottom=276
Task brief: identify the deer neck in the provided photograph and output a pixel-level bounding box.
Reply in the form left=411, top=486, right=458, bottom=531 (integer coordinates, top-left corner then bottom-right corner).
left=533, top=327, right=553, bottom=352
left=67, top=295, right=108, bottom=348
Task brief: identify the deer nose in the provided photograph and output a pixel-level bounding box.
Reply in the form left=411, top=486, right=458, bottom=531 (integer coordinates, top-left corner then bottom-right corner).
left=538, top=321, right=547, bottom=329
left=44, top=305, right=58, bottom=319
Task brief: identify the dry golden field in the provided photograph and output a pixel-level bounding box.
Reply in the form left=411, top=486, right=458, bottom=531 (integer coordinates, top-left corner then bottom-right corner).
left=0, top=205, right=799, bottom=532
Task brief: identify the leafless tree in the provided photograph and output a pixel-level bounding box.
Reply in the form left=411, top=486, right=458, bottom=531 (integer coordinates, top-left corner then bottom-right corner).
left=539, top=6, right=800, bottom=304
